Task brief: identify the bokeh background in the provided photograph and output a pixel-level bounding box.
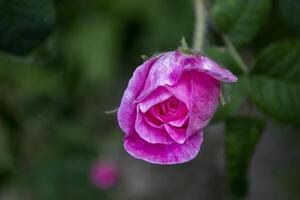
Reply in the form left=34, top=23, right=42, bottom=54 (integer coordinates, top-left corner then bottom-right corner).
left=0, top=0, right=300, bottom=199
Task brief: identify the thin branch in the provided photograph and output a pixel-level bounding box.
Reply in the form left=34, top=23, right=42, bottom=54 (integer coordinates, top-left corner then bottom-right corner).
left=193, top=0, right=206, bottom=52
left=221, top=34, right=249, bottom=74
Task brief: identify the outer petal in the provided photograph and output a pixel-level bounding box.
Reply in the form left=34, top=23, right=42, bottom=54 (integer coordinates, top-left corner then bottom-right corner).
left=135, top=110, right=174, bottom=144
left=186, top=72, right=220, bottom=136
left=124, top=131, right=203, bottom=164
left=136, top=51, right=186, bottom=102
left=118, top=56, right=159, bottom=134
left=135, top=51, right=237, bottom=103
left=184, top=54, right=238, bottom=82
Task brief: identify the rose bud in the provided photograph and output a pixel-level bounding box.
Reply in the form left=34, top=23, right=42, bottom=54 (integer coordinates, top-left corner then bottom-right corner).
left=118, top=50, right=237, bottom=164
left=90, top=161, right=119, bottom=189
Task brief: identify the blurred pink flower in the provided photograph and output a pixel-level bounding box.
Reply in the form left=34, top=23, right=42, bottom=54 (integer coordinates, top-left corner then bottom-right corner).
left=90, top=161, right=119, bottom=189
left=118, top=50, right=237, bottom=164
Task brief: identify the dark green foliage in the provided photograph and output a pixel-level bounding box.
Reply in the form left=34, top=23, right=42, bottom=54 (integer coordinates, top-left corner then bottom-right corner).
left=277, top=0, right=300, bottom=36
left=211, top=0, right=300, bottom=198
left=0, top=0, right=55, bottom=55
left=0, top=0, right=300, bottom=199
left=225, top=117, right=265, bottom=198
left=212, top=0, right=271, bottom=46
left=249, top=40, right=300, bottom=126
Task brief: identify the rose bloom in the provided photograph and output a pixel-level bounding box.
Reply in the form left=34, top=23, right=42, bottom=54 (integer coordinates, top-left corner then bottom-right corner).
left=118, top=51, right=237, bottom=164
left=90, top=161, right=119, bottom=189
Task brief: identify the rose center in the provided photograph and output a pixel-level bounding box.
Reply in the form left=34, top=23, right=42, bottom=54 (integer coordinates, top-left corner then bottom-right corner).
left=147, top=96, right=188, bottom=123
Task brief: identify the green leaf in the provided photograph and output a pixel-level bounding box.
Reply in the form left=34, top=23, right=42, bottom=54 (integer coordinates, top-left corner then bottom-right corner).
left=225, top=116, right=265, bottom=198
left=277, top=0, right=300, bottom=36
left=212, top=0, right=271, bottom=46
left=249, top=40, right=300, bottom=126
left=0, top=0, right=56, bottom=55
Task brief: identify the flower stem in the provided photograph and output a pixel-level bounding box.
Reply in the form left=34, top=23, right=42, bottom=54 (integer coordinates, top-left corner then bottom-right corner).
left=221, top=34, right=249, bottom=75
left=193, top=0, right=206, bottom=52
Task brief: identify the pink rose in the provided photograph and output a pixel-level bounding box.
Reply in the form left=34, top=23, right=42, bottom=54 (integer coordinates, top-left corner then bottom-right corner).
left=90, top=161, right=119, bottom=189
left=118, top=51, right=237, bottom=164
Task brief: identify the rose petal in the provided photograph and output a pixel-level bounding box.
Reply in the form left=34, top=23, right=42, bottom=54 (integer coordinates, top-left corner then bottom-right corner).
left=118, top=56, right=160, bottom=134
left=168, top=115, right=188, bottom=127
left=164, top=124, right=187, bottom=144
left=143, top=110, right=164, bottom=128
left=135, top=110, right=174, bottom=144
left=138, top=87, right=172, bottom=113
left=187, top=72, right=220, bottom=136
left=166, top=71, right=191, bottom=109
left=184, top=54, right=238, bottom=82
left=135, top=51, right=237, bottom=103
left=136, top=51, right=185, bottom=101
left=164, top=71, right=190, bottom=128
left=124, top=131, right=203, bottom=164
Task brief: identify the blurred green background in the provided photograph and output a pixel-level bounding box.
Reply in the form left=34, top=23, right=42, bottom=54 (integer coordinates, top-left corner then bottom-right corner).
left=0, top=0, right=300, bottom=199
